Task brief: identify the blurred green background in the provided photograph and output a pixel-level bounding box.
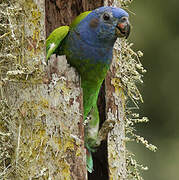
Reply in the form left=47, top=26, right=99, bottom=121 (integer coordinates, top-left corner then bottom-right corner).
left=129, top=0, right=179, bottom=179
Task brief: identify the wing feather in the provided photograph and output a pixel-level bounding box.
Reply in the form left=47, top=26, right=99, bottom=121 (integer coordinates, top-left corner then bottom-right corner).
left=46, top=26, right=69, bottom=60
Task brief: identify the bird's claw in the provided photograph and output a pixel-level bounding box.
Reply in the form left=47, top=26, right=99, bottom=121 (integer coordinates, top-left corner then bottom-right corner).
left=95, top=119, right=115, bottom=146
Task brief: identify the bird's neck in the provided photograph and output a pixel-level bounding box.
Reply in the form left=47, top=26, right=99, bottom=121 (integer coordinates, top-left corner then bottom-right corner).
left=64, top=29, right=114, bottom=66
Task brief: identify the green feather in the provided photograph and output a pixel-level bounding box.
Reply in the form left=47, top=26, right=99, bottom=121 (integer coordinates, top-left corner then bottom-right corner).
left=70, top=11, right=91, bottom=29
left=46, top=26, right=69, bottom=60
left=86, top=150, right=93, bottom=173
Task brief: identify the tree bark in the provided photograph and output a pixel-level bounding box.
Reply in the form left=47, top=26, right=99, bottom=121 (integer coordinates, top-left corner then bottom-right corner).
left=45, top=0, right=103, bottom=37
left=105, top=49, right=127, bottom=180
left=1, top=0, right=86, bottom=179
left=104, top=1, right=127, bottom=179
left=1, top=55, right=86, bottom=179
left=1, top=0, right=127, bottom=179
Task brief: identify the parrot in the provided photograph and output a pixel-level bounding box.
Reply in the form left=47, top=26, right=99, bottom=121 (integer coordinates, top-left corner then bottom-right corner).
left=46, top=6, right=130, bottom=173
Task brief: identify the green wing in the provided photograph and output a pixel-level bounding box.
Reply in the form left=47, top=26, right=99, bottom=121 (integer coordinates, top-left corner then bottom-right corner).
left=70, top=11, right=92, bottom=29
left=46, top=11, right=91, bottom=60
left=46, top=26, right=69, bottom=60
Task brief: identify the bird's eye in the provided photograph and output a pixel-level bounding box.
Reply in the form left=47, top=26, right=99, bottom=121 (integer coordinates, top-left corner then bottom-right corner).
left=120, top=17, right=127, bottom=22
left=103, top=13, right=110, bottom=21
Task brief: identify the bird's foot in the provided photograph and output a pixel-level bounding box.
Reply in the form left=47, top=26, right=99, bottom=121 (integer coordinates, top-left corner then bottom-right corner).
left=95, top=119, right=115, bottom=147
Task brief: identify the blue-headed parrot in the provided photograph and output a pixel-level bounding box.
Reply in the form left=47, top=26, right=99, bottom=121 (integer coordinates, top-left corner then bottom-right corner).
left=46, top=6, right=130, bottom=172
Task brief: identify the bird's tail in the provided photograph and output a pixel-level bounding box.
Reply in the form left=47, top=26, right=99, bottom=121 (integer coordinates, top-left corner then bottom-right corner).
left=86, top=148, right=93, bottom=173
left=85, top=105, right=100, bottom=173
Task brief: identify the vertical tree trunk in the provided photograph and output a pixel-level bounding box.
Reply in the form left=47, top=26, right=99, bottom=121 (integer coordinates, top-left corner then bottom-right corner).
left=2, top=56, right=86, bottom=179
left=45, top=0, right=103, bottom=37
left=1, top=0, right=128, bottom=179
left=104, top=1, right=127, bottom=179
left=0, top=0, right=86, bottom=179
left=105, top=50, right=127, bottom=180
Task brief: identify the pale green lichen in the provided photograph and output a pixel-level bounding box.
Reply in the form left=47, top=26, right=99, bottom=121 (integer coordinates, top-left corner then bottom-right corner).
left=114, top=6, right=157, bottom=180
left=0, top=99, right=14, bottom=178
left=118, top=40, right=157, bottom=179
left=121, top=0, right=134, bottom=8
left=0, top=55, right=85, bottom=179
left=114, top=39, right=157, bottom=179
left=107, top=1, right=157, bottom=179
left=0, top=1, right=86, bottom=179
left=0, top=0, right=45, bottom=82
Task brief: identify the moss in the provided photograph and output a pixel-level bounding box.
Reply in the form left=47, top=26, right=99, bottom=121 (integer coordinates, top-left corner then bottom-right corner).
left=0, top=0, right=86, bottom=179
left=114, top=38, right=157, bottom=179
left=105, top=1, right=157, bottom=179
left=0, top=54, right=86, bottom=179
left=112, top=1, right=157, bottom=179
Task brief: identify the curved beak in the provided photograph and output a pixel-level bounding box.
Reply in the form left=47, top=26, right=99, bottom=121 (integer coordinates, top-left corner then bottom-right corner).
left=116, top=17, right=130, bottom=39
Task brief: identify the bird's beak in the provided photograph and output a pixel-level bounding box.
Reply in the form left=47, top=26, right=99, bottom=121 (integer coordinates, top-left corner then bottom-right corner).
left=116, top=17, right=130, bottom=39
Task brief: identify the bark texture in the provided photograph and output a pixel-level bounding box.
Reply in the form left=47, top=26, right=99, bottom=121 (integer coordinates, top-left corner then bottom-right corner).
left=106, top=50, right=127, bottom=180
left=1, top=0, right=128, bottom=179
left=1, top=0, right=86, bottom=179
left=104, top=1, right=127, bottom=179
left=2, top=56, right=86, bottom=179
left=45, top=0, right=103, bottom=36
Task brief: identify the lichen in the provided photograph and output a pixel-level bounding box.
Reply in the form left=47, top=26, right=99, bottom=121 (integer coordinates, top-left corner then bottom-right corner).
left=0, top=0, right=86, bottom=179
left=105, top=1, right=157, bottom=179
left=0, top=55, right=86, bottom=179
left=0, top=0, right=45, bottom=83
left=112, top=2, right=157, bottom=179
left=121, top=0, right=134, bottom=8
left=114, top=38, right=157, bottom=180
left=0, top=99, right=14, bottom=179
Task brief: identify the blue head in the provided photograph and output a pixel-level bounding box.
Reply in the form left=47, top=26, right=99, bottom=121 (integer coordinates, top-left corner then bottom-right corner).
left=76, top=6, right=130, bottom=47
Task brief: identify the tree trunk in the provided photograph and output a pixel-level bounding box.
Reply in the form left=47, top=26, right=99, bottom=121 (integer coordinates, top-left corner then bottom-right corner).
left=1, top=0, right=86, bottom=179
left=0, top=0, right=127, bottom=179
left=45, top=0, right=103, bottom=37
left=105, top=1, right=127, bottom=179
